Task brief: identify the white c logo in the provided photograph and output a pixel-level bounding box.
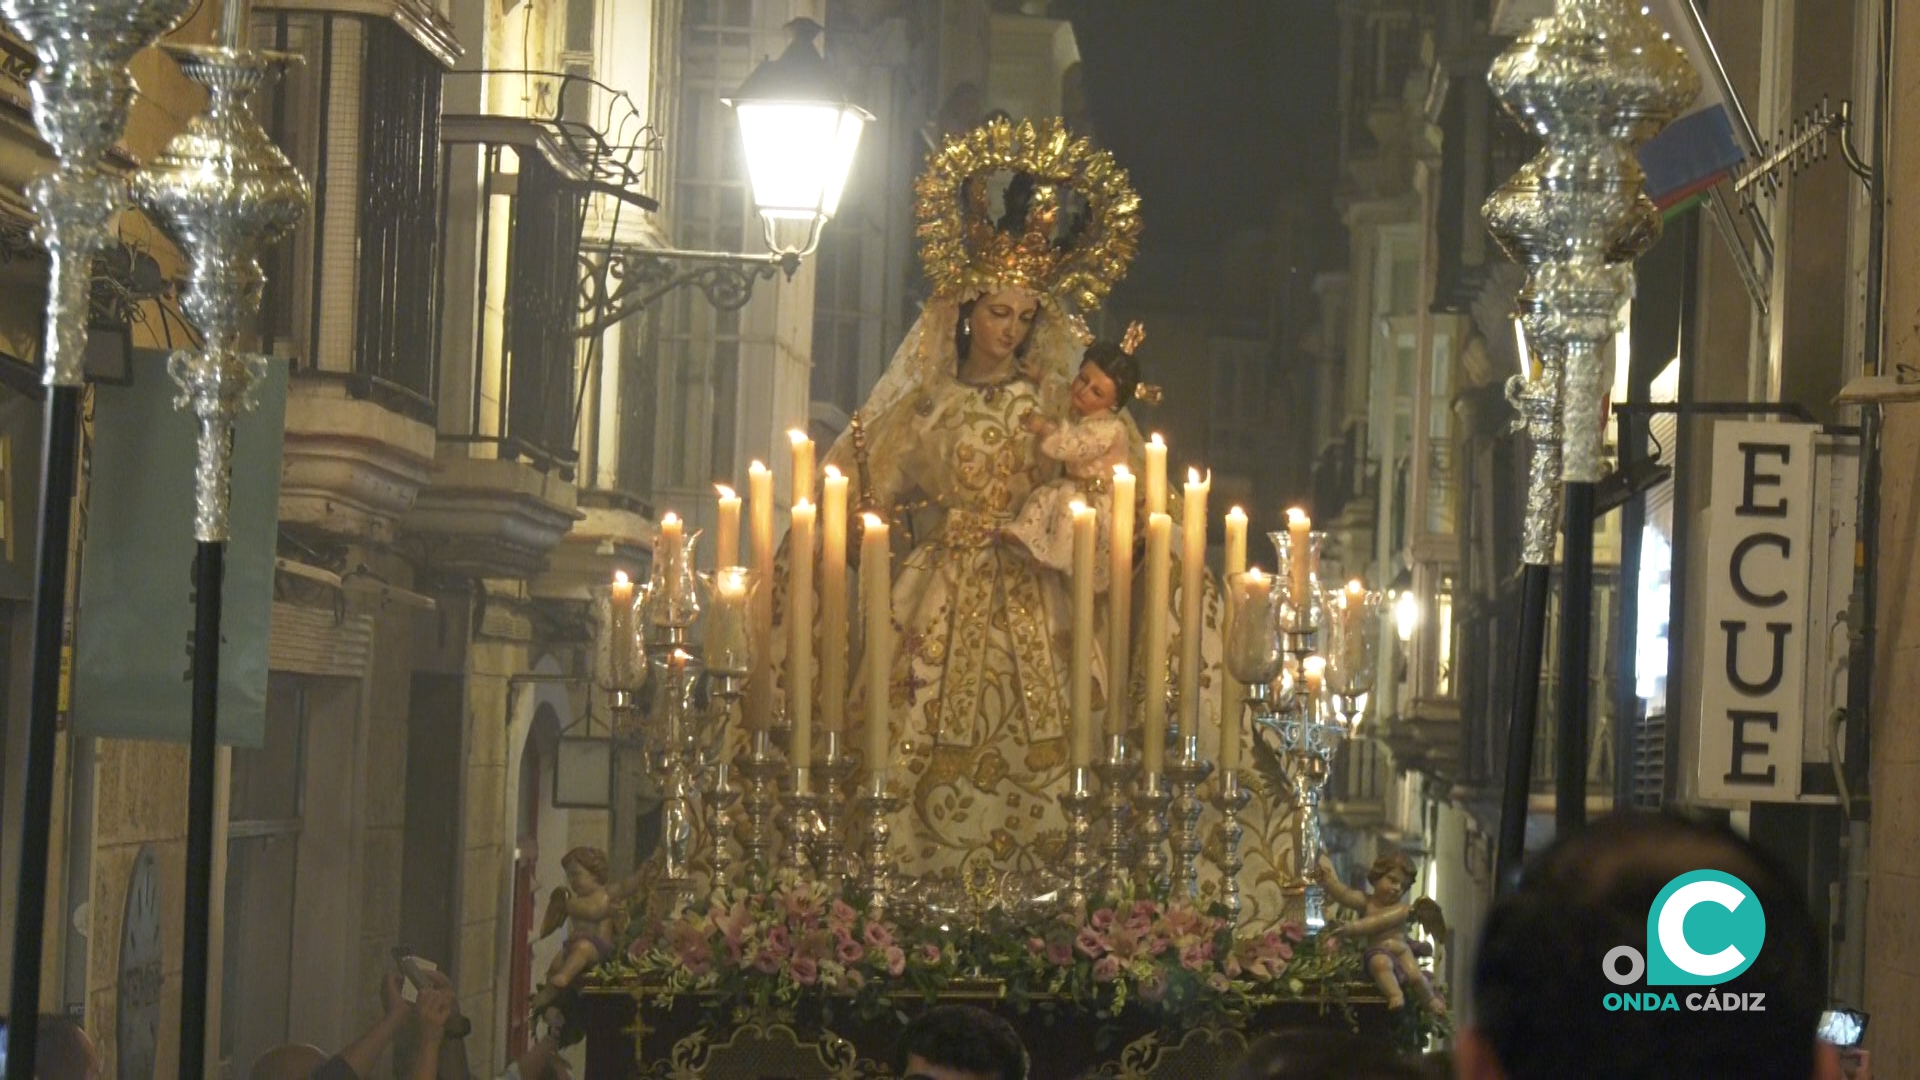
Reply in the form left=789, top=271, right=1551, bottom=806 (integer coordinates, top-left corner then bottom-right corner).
left=1657, top=879, right=1748, bottom=977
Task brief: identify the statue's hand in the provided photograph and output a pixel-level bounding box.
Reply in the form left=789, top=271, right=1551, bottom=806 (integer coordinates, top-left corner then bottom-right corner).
left=1021, top=411, right=1052, bottom=435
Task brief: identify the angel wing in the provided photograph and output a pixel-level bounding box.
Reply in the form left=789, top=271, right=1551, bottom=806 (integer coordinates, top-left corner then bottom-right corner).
left=537, top=886, right=572, bottom=941
left=1411, top=896, right=1449, bottom=942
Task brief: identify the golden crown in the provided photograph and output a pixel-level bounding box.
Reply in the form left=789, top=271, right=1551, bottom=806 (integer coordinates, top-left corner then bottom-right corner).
left=915, top=117, right=1140, bottom=311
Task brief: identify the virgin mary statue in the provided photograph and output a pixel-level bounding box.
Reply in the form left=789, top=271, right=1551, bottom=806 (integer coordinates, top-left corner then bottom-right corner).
left=775, top=119, right=1292, bottom=924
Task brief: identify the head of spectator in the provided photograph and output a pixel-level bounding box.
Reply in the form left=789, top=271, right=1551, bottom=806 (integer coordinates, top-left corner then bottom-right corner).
left=1227, top=1028, right=1422, bottom=1080
left=248, top=1043, right=328, bottom=1080
left=896, top=1005, right=1028, bottom=1080
left=11, top=1014, right=102, bottom=1080
left=1456, top=811, right=1842, bottom=1080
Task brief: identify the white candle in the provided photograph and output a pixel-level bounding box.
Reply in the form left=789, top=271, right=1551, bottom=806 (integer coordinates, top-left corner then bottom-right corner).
left=1222, top=505, right=1247, bottom=771
left=1106, top=465, right=1136, bottom=740
left=1070, top=501, right=1097, bottom=769
left=657, top=512, right=684, bottom=622
left=1221, top=568, right=1267, bottom=772
left=820, top=467, right=849, bottom=735
left=789, top=429, right=815, bottom=506
left=748, top=461, right=775, bottom=730
left=788, top=499, right=817, bottom=781
left=1303, top=654, right=1326, bottom=699
left=715, top=484, right=741, bottom=570
left=862, top=513, right=893, bottom=783
left=1287, top=507, right=1312, bottom=610
left=1178, top=470, right=1209, bottom=744
left=1343, top=578, right=1369, bottom=675
left=705, top=566, right=752, bottom=674
left=608, top=571, right=635, bottom=688
left=1142, top=512, right=1172, bottom=776
left=1144, top=433, right=1168, bottom=516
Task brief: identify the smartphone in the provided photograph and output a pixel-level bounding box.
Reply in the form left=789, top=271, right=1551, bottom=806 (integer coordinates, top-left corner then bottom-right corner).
left=1817, top=1008, right=1867, bottom=1048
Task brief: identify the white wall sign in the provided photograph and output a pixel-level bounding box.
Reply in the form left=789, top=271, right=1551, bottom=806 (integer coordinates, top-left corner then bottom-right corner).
left=1696, top=420, right=1817, bottom=802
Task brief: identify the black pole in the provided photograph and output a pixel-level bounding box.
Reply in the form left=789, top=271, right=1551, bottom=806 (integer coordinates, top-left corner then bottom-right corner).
left=1556, top=482, right=1596, bottom=837
left=1496, top=562, right=1553, bottom=897
left=6, top=385, right=83, bottom=1080
left=178, top=539, right=225, bottom=1080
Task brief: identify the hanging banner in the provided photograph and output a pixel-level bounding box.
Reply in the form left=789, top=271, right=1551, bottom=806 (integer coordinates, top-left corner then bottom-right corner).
left=70, top=350, right=286, bottom=749
left=1695, top=420, right=1816, bottom=803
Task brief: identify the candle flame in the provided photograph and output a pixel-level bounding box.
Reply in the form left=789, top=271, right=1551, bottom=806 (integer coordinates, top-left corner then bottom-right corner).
left=1070, top=500, right=1089, bottom=514
left=1348, top=578, right=1365, bottom=594
left=825, top=464, right=842, bottom=479
left=789, top=429, right=810, bottom=446
left=1245, top=567, right=1267, bottom=583
left=716, top=484, right=737, bottom=500
left=794, top=499, right=814, bottom=512
left=661, top=511, right=680, bottom=526
left=1114, top=463, right=1132, bottom=478
left=1187, top=467, right=1201, bottom=484
left=750, top=460, right=768, bottom=474
left=862, top=512, right=885, bottom=528
left=1287, top=507, right=1310, bottom=527
left=614, top=570, right=629, bottom=585
left=1228, top=505, right=1246, bottom=520
left=1150, top=432, right=1165, bottom=447
left=1303, top=655, right=1327, bottom=676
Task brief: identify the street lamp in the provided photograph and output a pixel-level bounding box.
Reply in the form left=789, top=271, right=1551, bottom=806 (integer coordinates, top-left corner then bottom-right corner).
left=578, top=18, right=871, bottom=332
left=726, top=17, right=873, bottom=260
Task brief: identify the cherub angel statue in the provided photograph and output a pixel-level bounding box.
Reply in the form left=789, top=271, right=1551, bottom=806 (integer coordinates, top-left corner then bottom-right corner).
left=530, top=846, right=647, bottom=1014
left=1317, top=849, right=1448, bottom=1014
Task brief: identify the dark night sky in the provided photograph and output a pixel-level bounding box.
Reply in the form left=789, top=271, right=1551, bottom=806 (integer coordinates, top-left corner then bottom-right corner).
left=1053, top=0, right=1343, bottom=307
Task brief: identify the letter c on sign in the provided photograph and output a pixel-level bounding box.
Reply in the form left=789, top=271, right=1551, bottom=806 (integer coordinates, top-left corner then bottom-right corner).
left=1657, top=880, right=1748, bottom=978
left=1729, top=534, right=1790, bottom=607
left=1603, top=946, right=1645, bottom=986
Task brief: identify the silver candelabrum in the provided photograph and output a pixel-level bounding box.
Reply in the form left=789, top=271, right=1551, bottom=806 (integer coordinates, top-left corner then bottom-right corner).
left=1059, top=765, right=1097, bottom=909
left=812, top=731, right=859, bottom=886
left=1164, top=729, right=1212, bottom=902
left=1093, top=734, right=1137, bottom=901
left=857, top=773, right=903, bottom=913
left=132, top=42, right=310, bottom=541
left=3, top=0, right=196, bottom=389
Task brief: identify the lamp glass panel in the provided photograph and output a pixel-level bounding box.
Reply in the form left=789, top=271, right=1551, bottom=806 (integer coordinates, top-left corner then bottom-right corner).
left=734, top=101, right=845, bottom=219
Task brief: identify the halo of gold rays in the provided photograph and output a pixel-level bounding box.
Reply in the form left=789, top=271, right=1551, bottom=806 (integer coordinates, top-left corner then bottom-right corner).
left=914, top=116, right=1141, bottom=312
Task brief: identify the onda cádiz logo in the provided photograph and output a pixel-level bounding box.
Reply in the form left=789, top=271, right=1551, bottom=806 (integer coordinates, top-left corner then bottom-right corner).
left=1601, top=870, right=1768, bottom=1013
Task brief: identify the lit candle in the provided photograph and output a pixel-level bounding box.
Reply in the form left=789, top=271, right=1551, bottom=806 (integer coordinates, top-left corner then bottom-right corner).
left=789, top=429, right=815, bottom=506
left=1144, top=433, right=1168, bottom=516
left=1222, top=505, right=1248, bottom=767
left=748, top=461, right=775, bottom=730
left=1343, top=578, right=1369, bottom=676
left=1286, top=507, right=1312, bottom=610
left=1070, top=501, right=1097, bottom=769
left=657, top=512, right=684, bottom=622
left=608, top=571, right=635, bottom=688
left=862, top=513, right=893, bottom=783
left=705, top=566, right=752, bottom=675
left=1178, top=469, right=1209, bottom=745
left=789, top=499, right=817, bottom=782
left=1106, top=465, right=1136, bottom=739
left=1142, top=512, right=1173, bottom=776
left=1303, top=654, right=1326, bottom=704
left=715, top=484, right=741, bottom=570
left=1220, top=568, right=1267, bottom=772
left=820, top=467, right=850, bottom=734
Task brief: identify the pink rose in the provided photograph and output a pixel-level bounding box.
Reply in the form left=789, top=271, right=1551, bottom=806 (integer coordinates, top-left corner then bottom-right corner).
left=828, top=899, right=859, bottom=930
left=838, top=937, right=865, bottom=964
left=791, top=956, right=819, bottom=985
left=886, top=945, right=907, bottom=976
left=1131, top=899, right=1157, bottom=920
left=918, top=943, right=942, bottom=966
left=1139, top=972, right=1167, bottom=1003
left=1046, top=941, right=1074, bottom=967
left=753, top=949, right=781, bottom=974
left=766, top=925, right=791, bottom=954
left=1280, top=921, right=1307, bottom=944
left=1092, top=955, right=1122, bottom=982
left=862, top=921, right=894, bottom=949
left=1179, top=942, right=1210, bottom=972
left=1076, top=927, right=1105, bottom=958
left=1090, top=908, right=1116, bottom=932
left=1125, top=912, right=1152, bottom=937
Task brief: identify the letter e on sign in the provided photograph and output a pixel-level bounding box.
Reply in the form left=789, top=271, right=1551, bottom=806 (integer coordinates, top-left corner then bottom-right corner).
left=1695, top=422, right=1815, bottom=802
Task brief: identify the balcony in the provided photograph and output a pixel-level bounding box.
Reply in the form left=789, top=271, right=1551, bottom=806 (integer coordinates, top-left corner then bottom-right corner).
left=1326, top=737, right=1392, bottom=829
left=262, top=13, right=448, bottom=544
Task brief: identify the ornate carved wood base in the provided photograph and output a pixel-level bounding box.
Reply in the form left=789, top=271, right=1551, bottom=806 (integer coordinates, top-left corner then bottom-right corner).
left=581, top=987, right=1397, bottom=1078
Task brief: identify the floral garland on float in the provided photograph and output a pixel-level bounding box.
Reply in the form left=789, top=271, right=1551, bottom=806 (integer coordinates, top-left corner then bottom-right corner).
left=604, top=876, right=1450, bottom=1053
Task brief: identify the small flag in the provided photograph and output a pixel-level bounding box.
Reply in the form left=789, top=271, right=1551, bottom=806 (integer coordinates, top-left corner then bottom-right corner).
left=1639, top=1, right=1746, bottom=209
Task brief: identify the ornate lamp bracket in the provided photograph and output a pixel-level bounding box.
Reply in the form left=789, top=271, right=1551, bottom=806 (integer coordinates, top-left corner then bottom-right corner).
left=578, top=246, right=800, bottom=335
